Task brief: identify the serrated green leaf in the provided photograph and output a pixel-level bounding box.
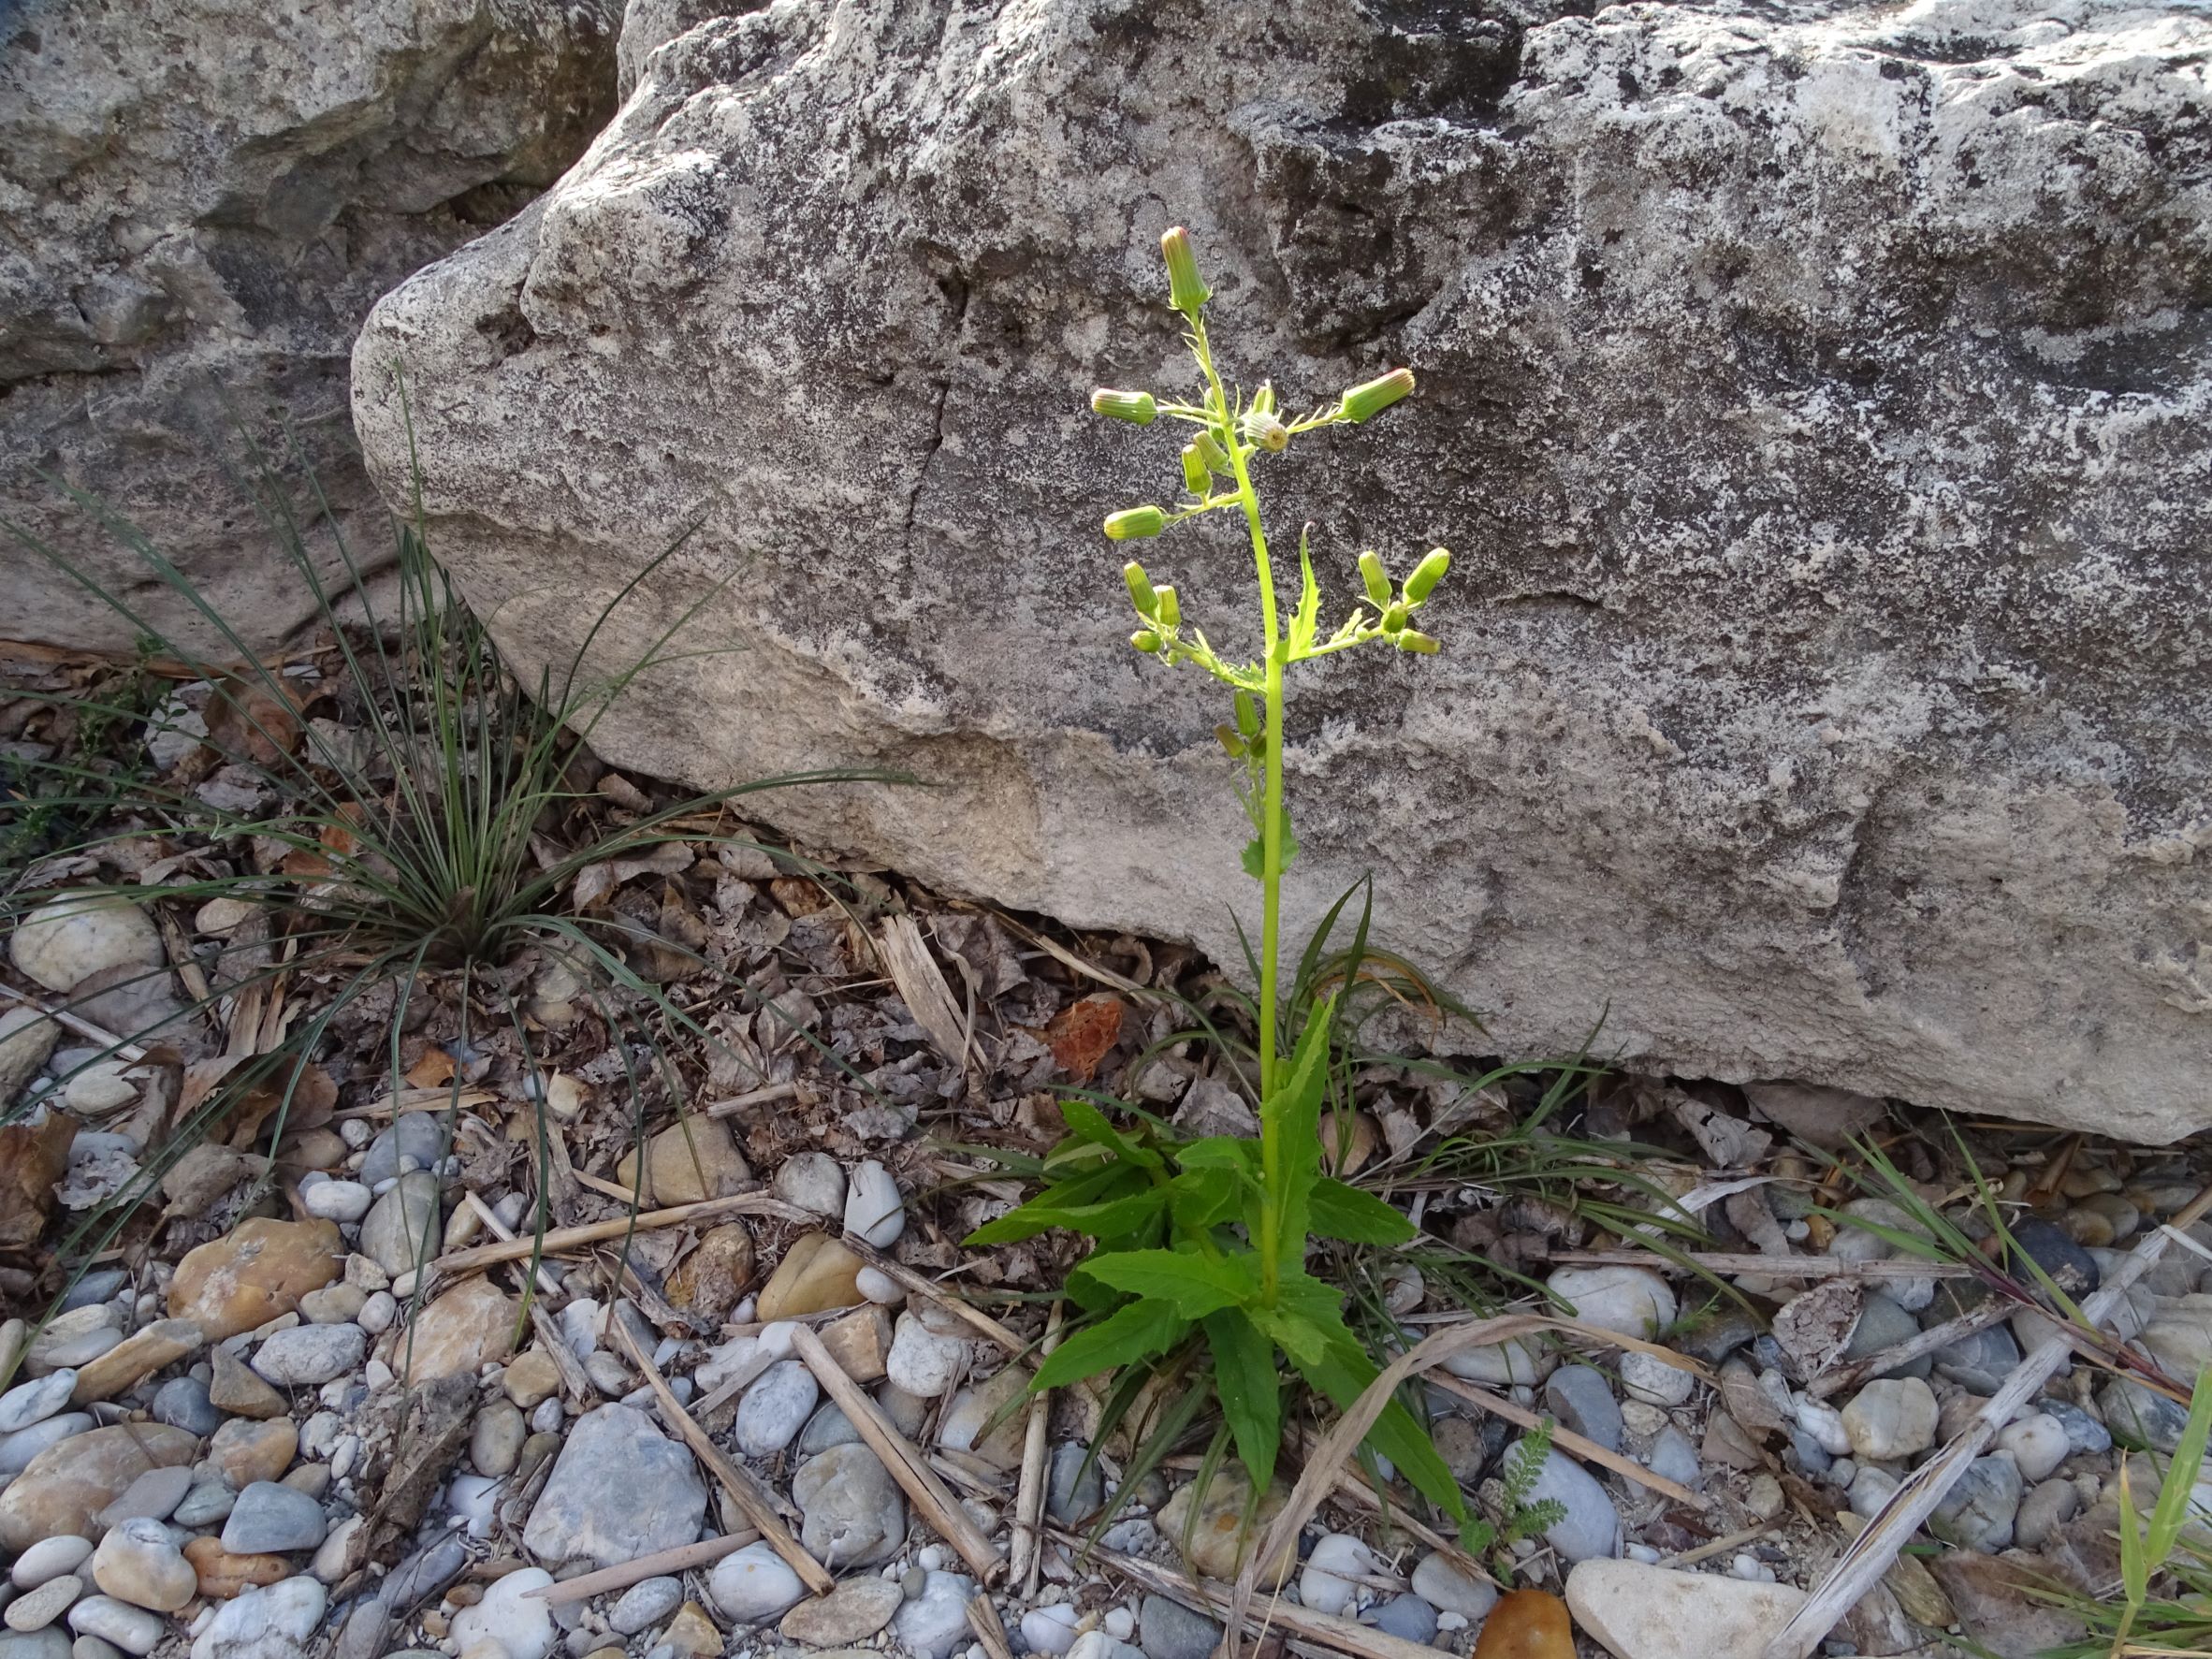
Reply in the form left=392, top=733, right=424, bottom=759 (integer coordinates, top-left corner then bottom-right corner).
left=1240, top=803, right=1298, bottom=880
left=1289, top=528, right=1322, bottom=658
left=1033, top=1300, right=1191, bottom=1390
left=1289, top=1334, right=1467, bottom=1522
left=1204, top=1307, right=1282, bottom=1491
left=1246, top=1302, right=1333, bottom=1368
left=1266, top=994, right=1337, bottom=1264
left=966, top=1182, right=1169, bottom=1247
left=1308, top=1177, right=1416, bottom=1245
left=1080, top=1247, right=1257, bottom=1317
left=1174, top=1137, right=1259, bottom=1173
left=1168, top=1167, right=1241, bottom=1230
left=1058, top=1099, right=1164, bottom=1171
left=959, top=1158, right=1148, bottom=1245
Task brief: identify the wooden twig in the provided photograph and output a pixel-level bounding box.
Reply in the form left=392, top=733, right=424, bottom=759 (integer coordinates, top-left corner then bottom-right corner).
left=526, top=1531, right=760, bottom=1605
left=1065, top=1531, right=1443, bottom=1659
left=1764, top=1178, right=2212, bottom=1659
left=458, top=1191, right=562, bottom=1299
left=606, top=1315, right=833, bottom=1596
left=791, top=1323, right=1004, bottom=1583
left=1428, top=1373, right=1707, bottom=1508
left=1657, top=1521, right=1774, bottom=1568
left=967, top=1594, right=1017, bottom=1659
left=1011, top=1302, right=1064, bottom=1594
left=330, top=1085, right=496, bottom=1121
left=433, top=1191, right=811, bottom=1275
left=1545, top=1249, right=1976, bottom=1281
left=526, top=1302, right=596, bottom=1408
left=1806, top=1297, right=2011, bottom=1401
left=0, top=982, right=146, bottom=1062
left=878, top=914, right=972, bottom=1072
left=842, top=1237, right=1032, bottom=1361
left=1227, top=1315, right=1709, bottom=1659
left=704, top=1082, right=800, bottom=1119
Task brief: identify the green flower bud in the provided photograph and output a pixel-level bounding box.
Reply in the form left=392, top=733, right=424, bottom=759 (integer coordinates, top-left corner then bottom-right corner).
left=1181, top=445, right=1211, bottom=495
left=1105, top=506, right=1167, bottom=541
left=1161, top=226, right=1212, bottom=315
left=1359, top=551, right=1391, bottom=608
left=1243, top=412, right=1288, bottom=453
left=1131, top=629, right=1163, bottom=653
left=1155, top=584, right=1181, bottom=627
left=1124, top=560, right=1158, bottom=618
left=1382, top=601, right=1408, bottom=634
left=1252, top=384, right=1278, bottom=418
left=1090, top=387, right=1157, bottom=425
left=1233, top=691, right=1260, bottom=737
left=1192, top=429, right=1230, bottom=472
left=1405, top=546, right=1451, bottom=604
left=1215, top=723, right=1246, bottom=758
left=1337, top=368, right=1416, bottom=424
left=1395, top=629, right=1440, bottom=654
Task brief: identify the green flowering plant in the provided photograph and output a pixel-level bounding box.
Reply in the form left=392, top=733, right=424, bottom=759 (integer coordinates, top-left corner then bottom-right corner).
left=968, top=228, right=1466, bottom=1533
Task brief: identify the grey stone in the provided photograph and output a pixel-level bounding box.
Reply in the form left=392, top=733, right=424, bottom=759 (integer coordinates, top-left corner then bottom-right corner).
left=0, top=1374, right=77, bottom=1435
left=608, top=1577, right=684, bottom=1636
left=251, top=1323, right=367, bottom=1388
left=351, top=0, right=2212, bottom=1141
left=1543, top=1366, right=1622, bottom=1454
left=0, top=0, right=617, bottom=656
left=380, top=1537, right=467, bottom=1609
left=1842, top=1293, right=1930, bottom=1380
left=471, top=1402, right=527, bottom=1477
left=797, top=1402, right=862, bottom=1457
left=0, top=1415, right=93, bottom=1479
left=1647, top=1426, right=1702, bottom=1492
left=1046, top=1441, right=1103, bottom=1523
left=735, top=1360, right=818, bottom=1456
left=0, top=1010, right=60, bottom=1110
left=1929, top=1455, right=2024, bottom=1552
left=187, top=1575, right=326, bottom=1659
left=2045, top=1399, right=2112, bottom=1456
left=1934, top=1325, right=2021, bottom=1395
left=149, top=1378, right=220, bottom=1437
left=1515, top=1440, right=1620, bottom=1563
left=520, top=1404, right=707, bottom=1570
left=171, top=1482, right=235, bottom=1528
left=2016, top=1478, right=2082, bottom=1550
left=1371, top=1595, right=1438, bottom=1646
left=357, top=1171, right=444, bottom=1279
left=0, top=1633, right=72, bottom=1659
left=2007, top=1222, right=2102, bottom=1296
left=2102, top=1375, right=2191, bottom=1454
left=360, top=1114, right=452, bottom=1187
left=220, top=1483, right=328, bottom=1553
left=1410, top=1552, right=1497, bottom=1622
left=793, top=1441, right=906, bottom=1569
left=891, top=1572, right=975, bottom=1659
left=1138, top=1595, right=1221, bottom=1659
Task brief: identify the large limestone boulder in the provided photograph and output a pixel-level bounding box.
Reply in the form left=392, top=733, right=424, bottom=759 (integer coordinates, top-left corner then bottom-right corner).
left=353, top=0, right=2212, bottom=1137
left=0, top=0, right=619, bottom=650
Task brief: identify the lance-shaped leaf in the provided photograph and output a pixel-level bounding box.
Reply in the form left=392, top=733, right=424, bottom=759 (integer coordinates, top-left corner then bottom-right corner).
left=1079, top=1247, right=1258, bottom=1318
left=1033, top=1300, right=1191, bottom=1390
left=1309, top=1177, right=1417, bottom=1245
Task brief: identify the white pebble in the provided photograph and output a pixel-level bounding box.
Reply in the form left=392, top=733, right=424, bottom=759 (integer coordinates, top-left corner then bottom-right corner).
left=12, top=1535, right=93, bottom=1590
left=1103, top=1607, right=1136, bottom=1640
left=856, top=1266, right=905, bottom=1305
left=1999, top=1412, right=2071, bottom=1482
left=530, top=1397, right=563, bottom=1433
left=1298, top=1534, right=1374, bottom=1619
left=844, top=1160, right=907, bottom=1246
left=357, top=1290, right=396, bottom=1334
left=301, top=1180, right=372, bottom=1224
left=759, top=1321, right=796, bottom=1359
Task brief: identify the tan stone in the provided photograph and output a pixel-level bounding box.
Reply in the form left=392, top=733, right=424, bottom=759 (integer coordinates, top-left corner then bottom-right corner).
left=502, top=1346, right=563, bottom=1409
left=658, top=1601, right=724, bottom=1659
left=666, top=1222, right=756, bottom=1321
left=1156, top=1463, right=1292, bottom=1586
left=819, top=1305, right=893, bottom=1384
left=755, top=1232, right=864, bottom=1321
left=70, top=1318, right=203, bottom=1404
left=616, top=1118, right=750, bottom=1206
left=210, top=1418, right=298, bottom=1489
left=1565, top=1559, right=1806, bottom=1659
left=208, top=1345, right=287, bottom=1419
left=381, top=1275, right=518, bottom=1384
left=168, top=1218, right=344, bottom=1340
left=940, top=1365, right=1027, bottom=1471
left=182, top=1535, right=289, bottom=1599
left=0, top=1423, right=197, bottom=1550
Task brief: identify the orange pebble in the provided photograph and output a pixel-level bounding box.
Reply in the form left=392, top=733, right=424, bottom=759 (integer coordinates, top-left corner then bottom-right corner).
left=1472, top=1589, right=1576, bottom=1659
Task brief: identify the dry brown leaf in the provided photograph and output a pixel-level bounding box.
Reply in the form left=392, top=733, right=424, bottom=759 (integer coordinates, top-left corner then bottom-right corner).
left=1042, top=993, right=1125, bottom=1083
left=1772, top=1279, right=1865, bottom=1380
left=0, top=1112, right=76, bottom=1249
left=405, top=1048, right=456, bottom=1089
left=202, top=675, right=300, bottom=767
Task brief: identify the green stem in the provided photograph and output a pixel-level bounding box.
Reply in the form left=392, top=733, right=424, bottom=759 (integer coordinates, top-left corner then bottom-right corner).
left=1187, top=314, right=1287, bottom=1300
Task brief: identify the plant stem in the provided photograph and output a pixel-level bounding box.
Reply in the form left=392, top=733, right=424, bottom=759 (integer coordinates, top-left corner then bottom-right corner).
left=1187, top=315, right=1288, bottom=1300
